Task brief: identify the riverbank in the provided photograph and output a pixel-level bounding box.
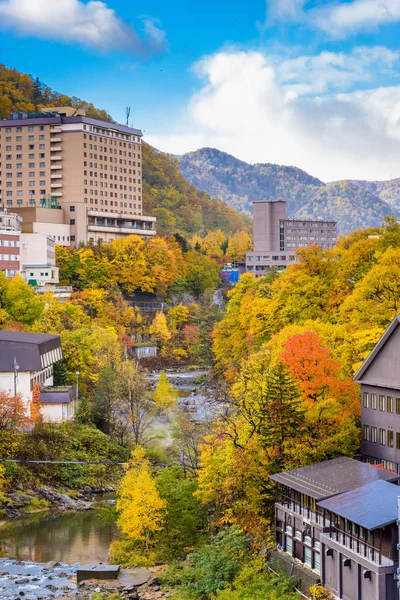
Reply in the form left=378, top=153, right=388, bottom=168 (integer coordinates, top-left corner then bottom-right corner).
left=0, top=558, right=172, bottom=599
left=0, top=484, right=115, bottom=521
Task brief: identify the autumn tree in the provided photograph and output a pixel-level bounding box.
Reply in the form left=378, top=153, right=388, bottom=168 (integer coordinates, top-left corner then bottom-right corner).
left=149, top=311, right=171, bottom=347
left=3, top=275, right=44, bottom=326
left=153, top=371, right=178, bottom=410
left=117, top=447, right=166, bottom=548
left=31, top=381, right=43, bottom=425
left=226, top=230, right=252, bottom=262
left=0, top=392, right=28, bottom=430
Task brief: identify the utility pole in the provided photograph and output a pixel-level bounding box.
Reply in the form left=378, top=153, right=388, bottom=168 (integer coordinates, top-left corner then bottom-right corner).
left=75, top=371, right=80, bottom=411
left=13, top=356, right=19, bottom=396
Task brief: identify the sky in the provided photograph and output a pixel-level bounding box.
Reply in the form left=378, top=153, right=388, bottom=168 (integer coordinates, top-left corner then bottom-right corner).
left=1, top=0, right=400, bottom=181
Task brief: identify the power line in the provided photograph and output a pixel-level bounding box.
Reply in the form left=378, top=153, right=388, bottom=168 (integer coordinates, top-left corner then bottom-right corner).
left=1, top=459, right=125, bottom=466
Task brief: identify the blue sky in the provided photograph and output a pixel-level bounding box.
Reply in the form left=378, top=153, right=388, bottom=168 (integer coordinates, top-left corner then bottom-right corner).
left=1, top=0, right=400, bottom=181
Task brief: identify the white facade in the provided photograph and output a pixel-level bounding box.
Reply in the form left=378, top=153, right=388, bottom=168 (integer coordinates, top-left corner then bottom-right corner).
left=19, top=233, right=59, bottom=285
left=41, top=400, right=76, bottom=423
left=0, top=368, right=54, bottom=417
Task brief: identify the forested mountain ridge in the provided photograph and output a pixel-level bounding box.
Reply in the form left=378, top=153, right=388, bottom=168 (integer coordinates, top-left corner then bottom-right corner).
left=0, top=64, right=250, bottom=237
left=179, top=147, right=397, bottom=234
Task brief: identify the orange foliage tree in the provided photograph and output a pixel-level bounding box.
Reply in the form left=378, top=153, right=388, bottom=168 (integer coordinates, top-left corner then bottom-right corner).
left=31, top=381, right=43, bottom=424
left=0, top=391, right=28, bottom=430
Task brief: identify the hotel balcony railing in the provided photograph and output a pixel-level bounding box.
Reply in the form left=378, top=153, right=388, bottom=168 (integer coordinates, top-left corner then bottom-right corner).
left=321, top=527, right=394, bottom=567
left=50, top=146, right=62, bottom=152
left=50, top=137, right=62, bottom=143
left=88, top=220, right=154, bottom=231
left=277, top=496, right=324, bottom=526
left=50, top=127, right=62, bottom=133
left=50, top=173, right=63, bottom=179
left=50, top=164, right=62, bottom=170
left=51, top=155, right=62, bottom=161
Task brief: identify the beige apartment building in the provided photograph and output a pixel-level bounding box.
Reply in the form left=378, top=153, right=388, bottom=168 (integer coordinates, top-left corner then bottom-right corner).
left=246, top=200, right=337, bottom=276
left=0, top=107, right=156, bottom=246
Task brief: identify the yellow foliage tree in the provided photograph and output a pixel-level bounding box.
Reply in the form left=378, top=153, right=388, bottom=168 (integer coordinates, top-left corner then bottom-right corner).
left=117, top=447, right=166, bottom=548
left=226, top=230, right=252, bottom=262
left=149, top=311, right=171, bottom=346
left=153, top=371, right=178, bottom=409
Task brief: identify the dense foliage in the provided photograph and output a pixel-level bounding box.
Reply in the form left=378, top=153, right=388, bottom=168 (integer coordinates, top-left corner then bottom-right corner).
left=0, top=63, right=113, bottom=121
left=179, top=147, right=397, bottom=233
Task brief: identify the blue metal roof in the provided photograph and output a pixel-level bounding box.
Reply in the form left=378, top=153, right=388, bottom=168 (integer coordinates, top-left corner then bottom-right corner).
left=318, top=480, right=400, bottom=530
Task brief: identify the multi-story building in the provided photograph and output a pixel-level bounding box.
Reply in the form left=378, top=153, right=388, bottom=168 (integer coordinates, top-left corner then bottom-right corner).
left=271, top=457, right=400, bottom=600
left=354, top=315, right=400, bottom=473
left=246, top=200, right=337, bottom=276
left=0, top=107, right=156, bottom=246
left=0, top=209, right=21, bottom=277
left=13, top=200, right=71, bottom=246
left=270, top=314, right=400, bottom=600
left=20, top=232, right=59, bottom=286
left=0, top=330, right=76, bottom=422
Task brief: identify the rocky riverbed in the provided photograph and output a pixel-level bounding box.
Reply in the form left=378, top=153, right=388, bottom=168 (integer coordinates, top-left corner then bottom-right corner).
left=1, top=485, right=115, bottom=520
left=0, top=559, right=172, bottom=599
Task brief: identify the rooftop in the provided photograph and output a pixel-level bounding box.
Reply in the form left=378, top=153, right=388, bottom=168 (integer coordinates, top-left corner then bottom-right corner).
left=318, top=480, right=400, bottom=530
left=270, top=457, right=400, bottom=500
left=0, top=331, right=62, bottom=372
left=40, top=386, right=76, bottom=404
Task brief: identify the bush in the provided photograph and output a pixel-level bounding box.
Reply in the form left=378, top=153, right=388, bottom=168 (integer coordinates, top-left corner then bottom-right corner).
left=109, top=538, right=156, bottom=568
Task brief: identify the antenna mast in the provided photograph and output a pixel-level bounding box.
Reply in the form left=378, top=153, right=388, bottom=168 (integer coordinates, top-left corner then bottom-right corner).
left=125, top=107, right=131, bottom=127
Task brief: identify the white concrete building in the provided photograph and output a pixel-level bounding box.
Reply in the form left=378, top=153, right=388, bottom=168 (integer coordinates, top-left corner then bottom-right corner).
left=19, top=232, right=59, bottom=286
left=0, top=331, right=75, bottom=422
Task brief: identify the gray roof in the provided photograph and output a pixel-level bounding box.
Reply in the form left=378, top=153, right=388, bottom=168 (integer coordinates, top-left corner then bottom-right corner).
left=270, top=457, right=399, bottom=500
left=318, top=480, right=400, bottom=530
left=40, top=386, right=76, bottom=404
left=0, top=331, right=62, bottom=371
left=354, top=315, right=400, bottom=383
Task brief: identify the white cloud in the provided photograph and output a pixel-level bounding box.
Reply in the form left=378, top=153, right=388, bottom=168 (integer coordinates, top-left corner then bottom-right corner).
left=266, top=0, right=400, bottom=38
left=0, top=0, right=167, bottom=54
left=146, top=48, right=400, bottom=182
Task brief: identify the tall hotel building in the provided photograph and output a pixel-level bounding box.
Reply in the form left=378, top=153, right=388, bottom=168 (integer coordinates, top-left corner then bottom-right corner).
left=0, top=107, right=156, bottom=246
left=246, top=200, right=337, bottom=276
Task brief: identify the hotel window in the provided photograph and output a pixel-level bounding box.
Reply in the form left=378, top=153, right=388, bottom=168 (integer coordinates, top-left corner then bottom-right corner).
left=363, top=392, right=369, bottom=408
left=371, top=393, right=377, bottom=410
left=396, top=398, right=400, bottom=414
left=388, top=430, right=394, bottom=448
left=363, top=425, right=370, bottom=441
left=387, top=396, right=393, bottom=413
left=396, top=433, right=400, bottom=450
left=379, top=395, right=385, bottom=411
left=379, top=428, right=386, bottom=445
left=28, top=135, right=34, bottom=141
left=371, top=426, right=377, bottom=443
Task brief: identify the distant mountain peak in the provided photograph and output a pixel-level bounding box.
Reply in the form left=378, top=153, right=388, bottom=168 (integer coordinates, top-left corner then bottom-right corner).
left=178, top=147, right=398, bottom=234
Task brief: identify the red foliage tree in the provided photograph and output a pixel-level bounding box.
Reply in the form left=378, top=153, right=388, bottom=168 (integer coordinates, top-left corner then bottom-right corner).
left=31, top=381, right=43, bottom=424
left=0, top=391, right=29, bottom=430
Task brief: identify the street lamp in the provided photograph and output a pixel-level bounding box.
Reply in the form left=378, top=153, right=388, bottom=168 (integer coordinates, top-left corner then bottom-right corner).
left=13, top=356, right=20, bottom=396
left=75, top=371, right=80, bottom=410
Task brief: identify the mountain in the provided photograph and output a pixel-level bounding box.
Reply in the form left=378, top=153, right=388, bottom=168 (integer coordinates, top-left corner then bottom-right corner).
left=0, top=64, right=249, bottom=238
left=179, top=148, right=397, bottom=234
left=345, top=178, right=400, bottom=211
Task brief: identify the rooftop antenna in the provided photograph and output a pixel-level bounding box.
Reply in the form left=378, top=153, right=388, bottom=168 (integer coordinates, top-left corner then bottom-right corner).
left=125, top=107, right=131, bottom=127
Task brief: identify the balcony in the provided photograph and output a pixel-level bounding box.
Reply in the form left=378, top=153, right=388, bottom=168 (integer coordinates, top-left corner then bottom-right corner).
left=50, top=146, right=62, bottom=152
left=321, top=528, right=394, bottom=567
left=50, top=183, right=63, bottom=189
left=277, top=496, right=324, bottom=526
left=87, top=219, right=156, bottom=237
left=51, top=155, right=62, bottom=161
left=51, top=191, right=63, bottom=197
left=50, top=173, right=62, bottom=179
left=50, top=164, right=62, bottom=170
left=50, top=137, right=62, bottom=143
left=50, top=127, right=62, bottom=133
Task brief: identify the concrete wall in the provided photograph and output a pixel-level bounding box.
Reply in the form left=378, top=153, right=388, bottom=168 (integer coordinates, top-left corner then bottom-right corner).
left=20, top=232, right=55, bottom=266
left=42, top=401, right=75, bottom=423
left=253, top=200, right=286, bottom=252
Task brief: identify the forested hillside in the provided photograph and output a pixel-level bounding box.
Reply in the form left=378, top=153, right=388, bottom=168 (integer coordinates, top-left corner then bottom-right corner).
left=0, top=64, right=250, bottom=237
left=179, top=147, right=396, bottom=234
